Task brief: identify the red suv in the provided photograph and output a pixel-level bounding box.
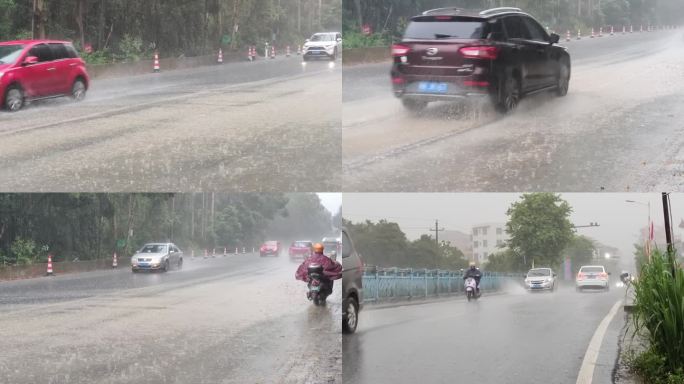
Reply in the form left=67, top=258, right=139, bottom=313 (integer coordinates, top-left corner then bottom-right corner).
left=260, top=241, right=281, bottom=257
left=0, top=40, right=89, bottom=111
left=391, top=7, right=570, bottom=113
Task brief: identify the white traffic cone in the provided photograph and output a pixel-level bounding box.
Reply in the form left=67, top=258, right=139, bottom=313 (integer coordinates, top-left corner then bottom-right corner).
left=242, top=247, right=246, bottom=254
left=46, top=254, right=54, bottom=276
left=218, top=48, right=223, bottom=63
left=112, top=252, right=118, bottom=268
left=599, top=27, right=603, bottom=37
left=297, top=45, right=301, bottom=55
left=566, top=30, right=570, bottom=42
left=224, top=247, right=227, bottom=257
left=204, top=249, right=208, bottom=259
left=286, top=46, right=291, bottom=57
left=591, top=28, right=595, bottom=38
left=577, top=29, right=582, bottom=40
left=235, top=247, right=238, bottom=255
left=191, top=249, right=195, bottom=258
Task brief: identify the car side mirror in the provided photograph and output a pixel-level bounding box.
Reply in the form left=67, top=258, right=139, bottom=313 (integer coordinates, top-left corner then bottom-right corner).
left=549, top=33, right=560, bottom=44
left=23, top=56, right=39, bottom=65
left=553, top=273, right=557, bottom=277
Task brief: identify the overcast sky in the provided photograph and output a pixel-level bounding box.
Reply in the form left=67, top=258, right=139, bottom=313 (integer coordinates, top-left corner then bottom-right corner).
left=343, top=193, right=684, bottom=267
left=317, top=193, right=342, bottom=215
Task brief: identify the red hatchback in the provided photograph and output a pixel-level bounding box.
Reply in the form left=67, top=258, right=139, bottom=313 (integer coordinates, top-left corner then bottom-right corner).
left=260, top=241, right=281, bottom=257
left=0, top=40, right=90, bottom=111
left=289, top=240, right=313, bottom=261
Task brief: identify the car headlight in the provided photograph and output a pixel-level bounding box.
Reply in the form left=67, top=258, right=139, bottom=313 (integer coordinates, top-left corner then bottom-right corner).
left=0, top=72, right=4, bottom=79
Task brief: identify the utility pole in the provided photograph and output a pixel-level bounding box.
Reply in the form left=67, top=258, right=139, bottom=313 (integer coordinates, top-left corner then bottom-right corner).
left=662, top=193, right=677, bottom=277
left=429, top=219, right=444, bottom=246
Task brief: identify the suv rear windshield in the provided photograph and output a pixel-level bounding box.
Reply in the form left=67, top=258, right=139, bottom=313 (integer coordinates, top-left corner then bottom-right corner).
left=0, top=44, right=24, bottom=64
left=404, top=17, right=487, bottom=40
left=293, top=241, right=311, bottom=248
left=580, top=266, right=604, bottom=273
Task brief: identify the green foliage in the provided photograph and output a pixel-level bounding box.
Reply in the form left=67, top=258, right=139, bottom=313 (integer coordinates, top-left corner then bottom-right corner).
left=342, top=31, right=392, bottom=48
left=114, top=34, right=145, bottom=62
left=266, top=194, right=333, bottom=240
left=0, top=193, right=322, bottom=263
left=343, top=219, right=468, bottom=269
left=506, top=193, right=574, bottom=270
left=81, top=49, right=112, bottom=65
left=628, top=347, right=684, bottom=384
left=632, top=250, right=684, bottom=376
left=562, top=235, right=596, bottom=273
left=344, top=0, right=684, bottom=48
left=10, top=237, right=37, bottom=266
left=1, top=0, right=341, bottom=64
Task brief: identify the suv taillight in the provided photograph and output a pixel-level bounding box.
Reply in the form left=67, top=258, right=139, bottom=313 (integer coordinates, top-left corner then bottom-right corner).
left=459, top=46, right=499, bottom=60
left=392, top=44, right=410, bottom=57
left=599, top=272, right=608, bottom=279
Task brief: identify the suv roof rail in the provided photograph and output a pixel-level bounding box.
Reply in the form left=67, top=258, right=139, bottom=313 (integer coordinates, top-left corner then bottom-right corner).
left=422, top=7, right=465, bottom=15
left=479, top=7, right=522, bottom=16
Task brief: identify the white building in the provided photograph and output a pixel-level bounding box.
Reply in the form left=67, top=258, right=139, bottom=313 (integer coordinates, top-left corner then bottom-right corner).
left=471, top=223, right=507, bottom=265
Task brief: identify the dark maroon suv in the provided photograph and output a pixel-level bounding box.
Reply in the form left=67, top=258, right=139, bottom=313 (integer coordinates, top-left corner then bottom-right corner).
left=390, top=7, right=571, bottom=113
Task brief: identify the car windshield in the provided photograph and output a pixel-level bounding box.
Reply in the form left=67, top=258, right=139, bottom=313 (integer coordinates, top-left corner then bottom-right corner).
left=311, top=34, right=334, bottom=42
left=264, top=241, right=277, bottom=247
left=140, top=244, right=167, bottom=253
left=528, top=269, right=551, bottom=277
left=404, top=19, right=486, bottom=39
left=323, top=242, right=338, bottom=253
left=0, top=44, right=24, bottom=64
left=293, top=241, right=311, bottom=248
left=580, top=267, right=604, bottom=273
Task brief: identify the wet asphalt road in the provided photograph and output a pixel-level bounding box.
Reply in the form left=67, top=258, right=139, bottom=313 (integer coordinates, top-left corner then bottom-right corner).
left=343, top=28, right=684, bottom=192
left=0, top=252, right=342, bottom=383
left=343, top=282, right=627, bottom=384
left=0, top=56, right=341, bottom=192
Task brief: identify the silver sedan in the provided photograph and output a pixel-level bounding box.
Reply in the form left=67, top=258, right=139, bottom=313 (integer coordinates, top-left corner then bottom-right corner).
left=131, top=243, right=184, bottom=273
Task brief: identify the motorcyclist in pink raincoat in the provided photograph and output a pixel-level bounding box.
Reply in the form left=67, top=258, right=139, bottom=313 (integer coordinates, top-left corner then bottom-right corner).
left=295, top=243, right=342, bottom=297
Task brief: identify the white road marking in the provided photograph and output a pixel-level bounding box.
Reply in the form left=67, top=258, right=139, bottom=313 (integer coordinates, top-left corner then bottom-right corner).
left=576, top=299, right=623, bottom=384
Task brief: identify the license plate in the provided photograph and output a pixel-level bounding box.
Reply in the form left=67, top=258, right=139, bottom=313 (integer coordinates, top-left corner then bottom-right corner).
left=138, top=263, right=149, bottom=267
left=310, top=285, right=321, bottom=292
left=418, top=82, right=448, bottom=94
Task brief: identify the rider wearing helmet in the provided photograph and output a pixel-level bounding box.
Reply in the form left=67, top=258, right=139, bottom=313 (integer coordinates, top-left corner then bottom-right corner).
left=463, top=261, right=482, bottom=294
left=295, top=242, right=343, bottom=296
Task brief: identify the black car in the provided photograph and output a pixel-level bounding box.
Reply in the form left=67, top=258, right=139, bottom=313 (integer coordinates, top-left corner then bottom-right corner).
left=390, top=7, right=571, bottom=113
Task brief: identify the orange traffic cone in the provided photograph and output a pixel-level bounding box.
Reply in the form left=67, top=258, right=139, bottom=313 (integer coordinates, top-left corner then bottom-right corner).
left=223, top=247, right=227, bottom=257
left=252, top=247, right=255, bottom=253
left=153, top=52, right=160, bottom=72
left=566, top=30, right=570, bottom=42
left=577, top=29, right=581, bottom=40
left=590, top=28, right=595, bottom=38
left=242, top=247, right=246, bottom=254
left=218, top=48, right=223, bottom=64
left=46, top=253, right=54, bottom=276
left=630, top=25, right=633, bottom=33
left=599, top=27, right=603, bottom=37
left=270, top=46, right=276, bottom=59
left=112, top=252, right=118, bottom=268
left=297, top=45, right=301, bottom=55
left=212, top=248, right=216, bottom=258
left=235, top=247, right=238, bottom=255
left=204, top=249, right=208, bottom=259
left=191, top=249, right=195, bottom=258
left=286, top=46, right=291, bottom=57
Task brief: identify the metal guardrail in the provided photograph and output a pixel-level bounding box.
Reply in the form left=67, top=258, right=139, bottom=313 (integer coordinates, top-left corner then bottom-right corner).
left=362, top=266, right=524, bottom=303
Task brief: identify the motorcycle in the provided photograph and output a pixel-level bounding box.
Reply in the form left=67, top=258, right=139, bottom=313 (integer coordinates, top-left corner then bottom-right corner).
left=307, top=263, right=330, bottom=306
left=464, top=277, right=481, bottom=301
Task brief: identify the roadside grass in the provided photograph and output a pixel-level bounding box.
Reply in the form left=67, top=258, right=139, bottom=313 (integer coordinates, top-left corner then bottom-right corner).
left=629, top=250, right=684, bottom=384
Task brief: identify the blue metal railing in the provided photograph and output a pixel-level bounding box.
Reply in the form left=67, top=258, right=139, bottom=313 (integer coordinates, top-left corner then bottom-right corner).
left=362, top=266, right=524, bottom=303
